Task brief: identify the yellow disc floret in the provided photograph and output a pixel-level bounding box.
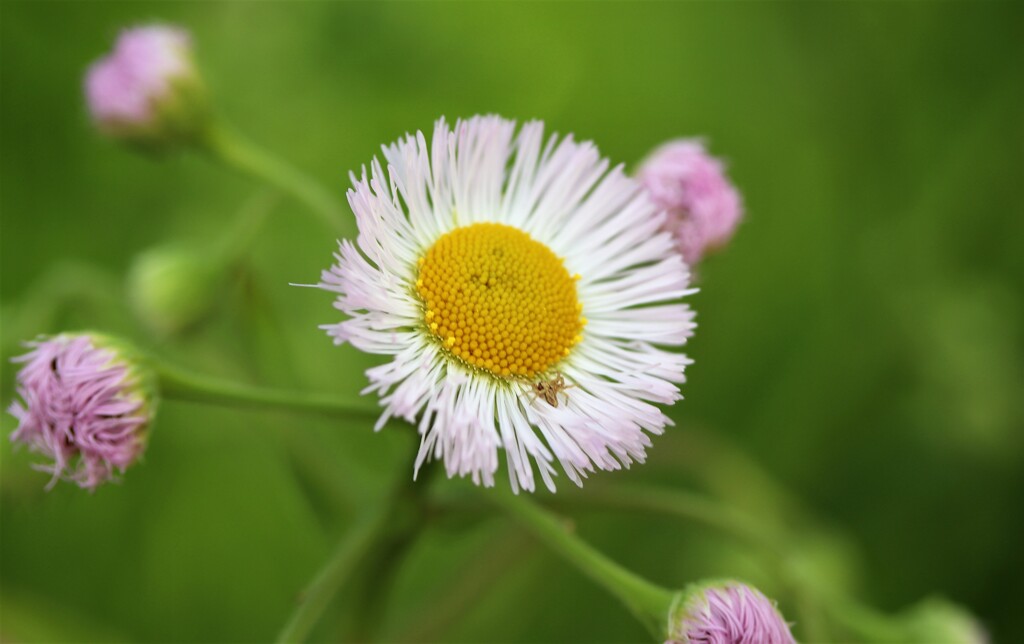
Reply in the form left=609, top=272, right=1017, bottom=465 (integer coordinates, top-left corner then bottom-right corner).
left=415, top=222, right=583, bottom=379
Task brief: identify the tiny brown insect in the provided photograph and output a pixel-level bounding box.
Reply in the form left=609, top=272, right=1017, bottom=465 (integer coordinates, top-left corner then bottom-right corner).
left=525, top=373, right=576, bottom=408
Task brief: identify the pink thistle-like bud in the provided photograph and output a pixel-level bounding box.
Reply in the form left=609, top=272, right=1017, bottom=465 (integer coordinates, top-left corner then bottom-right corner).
left=8, top=333, right=156, bottom=491
left=84, top=25, right=208, bottom=147
left=667, top=581, right=796, bottom=644
left=637, top=139, right=743, bottom=268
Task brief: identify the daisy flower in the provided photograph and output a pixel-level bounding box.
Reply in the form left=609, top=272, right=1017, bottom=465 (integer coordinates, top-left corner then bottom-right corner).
left=317, top=116, right=695, bottom=492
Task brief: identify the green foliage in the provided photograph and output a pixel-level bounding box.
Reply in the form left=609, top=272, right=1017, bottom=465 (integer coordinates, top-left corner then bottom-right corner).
left=2, top=2, right=1022, bottom=642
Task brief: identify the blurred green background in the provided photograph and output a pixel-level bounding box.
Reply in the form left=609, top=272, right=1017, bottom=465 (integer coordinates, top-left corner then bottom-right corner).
left=2, top=2, right=1022, bottom=642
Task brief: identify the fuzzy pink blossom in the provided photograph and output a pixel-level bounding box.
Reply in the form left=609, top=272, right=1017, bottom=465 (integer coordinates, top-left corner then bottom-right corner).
left=8, top=334, right=154, bottom=491
left=668, top=582, right=796, bottom=644
left=638, top=139, right=743, bottom=267
left=84, top=25, right=206, bottom=144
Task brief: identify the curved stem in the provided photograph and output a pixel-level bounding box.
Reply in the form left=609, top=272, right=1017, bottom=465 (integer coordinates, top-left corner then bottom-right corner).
left=346, top=440, right=437, bottom=640
left=487, top=490, right=676, bottom=637
left=154, top=360, right=378, bottom=421
left=211, top=190, right=280, bottom=272
left=276, top=433, right=425, bottom=642
left=815, top=589, right=910, bottom=643
left=230, top=266, right=364, bottom=514
left=2, top=262, right=129, bottom=357
left=675, top=426, right=811, bottom=533
left=276, top=507, right=389, bottom=643
left=557, top=484, right=835, bottom=641
left=558, top=484, right=788, bottom=558
left=200, top=124, right=348, bottom=236
left=392, top=531, right=532, bottom=642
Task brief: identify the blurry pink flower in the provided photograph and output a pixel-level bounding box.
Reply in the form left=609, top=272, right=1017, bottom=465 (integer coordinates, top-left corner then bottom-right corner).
left=638, top=139, right=743, bottom=267
left=668, top=582, right=796, bottom=644
left=8, top=334, right=154, bottom=491
left=85, top=25, right=207, bottom=145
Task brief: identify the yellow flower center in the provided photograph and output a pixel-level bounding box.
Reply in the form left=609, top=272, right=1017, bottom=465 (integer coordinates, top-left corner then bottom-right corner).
left=415, top=222, right=583, bottom=379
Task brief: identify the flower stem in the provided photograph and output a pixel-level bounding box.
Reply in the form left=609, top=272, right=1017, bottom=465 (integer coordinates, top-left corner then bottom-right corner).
left=818, top=591, right=910, bottom=642
left=347, top=463, right=436, bottom=640
left=556, top=484, right=828, bottom=641
left=558, top=484, right=787, bottom=557
left=154, top=360, right=378, bottom=421
left=211, top=190, right=280, bottom=272
left=199, top=124, right=348, bottom=236
left=276, top=434, right=426, bottom=643
left=487, top=490, right=677, bottom=637
left=275, top=507, right=390, bottom=644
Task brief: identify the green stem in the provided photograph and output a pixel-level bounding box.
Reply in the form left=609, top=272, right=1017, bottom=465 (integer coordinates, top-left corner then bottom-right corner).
left=559, top=484, right=787, bottom=558
left=676, top=426, right=811, bottom=534
left=558, top=484, right=829, bottom=641
left=2, top=262, right=129, bottom=356
left=230, top=268, right=365, bottom=514
left=154, top=360, right=378, bottom=421
left=200, top=124, right=348, bottom=236
left=346, top=439, right=436, bottom=640
left=276, top=507, right=390, bottom=643
left=392, top=531, right=532, bottom=642
left=211, top=190, right=280, bottom=272
left=487, top=490, right=676, bottom=637
left=819, top=592, right=910, bottom=642
left=277, top=433, right=425, bottom=642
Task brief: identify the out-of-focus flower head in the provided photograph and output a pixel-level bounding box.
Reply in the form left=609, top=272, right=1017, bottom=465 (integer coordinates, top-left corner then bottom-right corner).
left=128, top=244, right=223, bottom=336
left=666, top=581, right=796, bottom=644
left=8, top=333, right=156, bottom=491
left=637, top=139, right=743, bottom=268
left=85, top=25, right=209, bottom=148
left=901, top=598, right=988, bottom=644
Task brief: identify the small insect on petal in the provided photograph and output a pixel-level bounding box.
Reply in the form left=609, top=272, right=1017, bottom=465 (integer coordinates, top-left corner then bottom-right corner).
left=526, top=372, right=576, bottom=408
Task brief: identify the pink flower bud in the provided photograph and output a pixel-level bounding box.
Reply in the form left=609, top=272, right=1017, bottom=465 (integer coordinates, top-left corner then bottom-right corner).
left=84, top=25, right=208, bottom=147
left=8, top=333, right=155, bottom=491
left=638, top=139, right=743, bottom=268
left=667, top=581, right=796, bottom=644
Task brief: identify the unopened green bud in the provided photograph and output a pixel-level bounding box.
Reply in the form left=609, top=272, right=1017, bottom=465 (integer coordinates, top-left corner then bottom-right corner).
left=128, top=245, right=223, bottom=335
